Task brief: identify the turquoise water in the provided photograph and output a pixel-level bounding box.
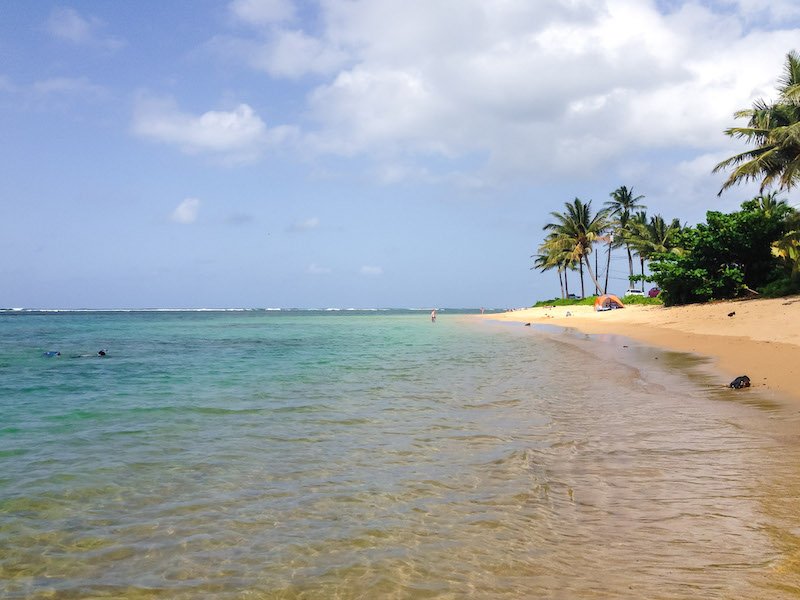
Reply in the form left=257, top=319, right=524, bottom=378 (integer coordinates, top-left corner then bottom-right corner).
left=1, top=311, right=799, bottom=598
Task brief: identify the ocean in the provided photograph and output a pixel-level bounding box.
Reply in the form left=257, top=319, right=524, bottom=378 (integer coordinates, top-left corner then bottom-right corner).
left=1, top=310, right=799, bottom=598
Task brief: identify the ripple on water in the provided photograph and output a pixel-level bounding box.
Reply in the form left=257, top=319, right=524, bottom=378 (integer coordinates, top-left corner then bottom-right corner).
left=1, top=312, right=800, bottom=598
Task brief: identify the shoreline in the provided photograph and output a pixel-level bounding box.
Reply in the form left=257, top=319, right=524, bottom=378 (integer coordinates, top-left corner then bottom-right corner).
left=479, top=296, right=800, bottom=405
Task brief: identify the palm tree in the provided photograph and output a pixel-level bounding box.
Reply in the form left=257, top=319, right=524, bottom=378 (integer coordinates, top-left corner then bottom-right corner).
left=544, top=232, right=582, bottom=298
left=714, top=51, right=800, bottom=194
left=543, top=198, right=609, bottom=297
left=535, top=232, right=577, bottom=299
left=604, top=186, right=646, bottom=289
left=753, top=191, right=790, bottom=219
left=629, top=213, right=683, bottom=290
left=772, top=210, right=800, bottom=279
left=532, top=252, right=561, bottom=298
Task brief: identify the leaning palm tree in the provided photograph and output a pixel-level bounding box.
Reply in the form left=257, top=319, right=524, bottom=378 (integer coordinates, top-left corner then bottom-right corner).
left=535, top=233, right=579, bottom=299
left=629, top=213, right=683, bottom=291
left=532, top=252, right=560, bottom=298
left=604, top=186, right=646, bottom=289
left=532, top=248, right=564, bottom=299
left=543, top=198, right=609, bottom=297
left=714, top=51, right=800, bottom=194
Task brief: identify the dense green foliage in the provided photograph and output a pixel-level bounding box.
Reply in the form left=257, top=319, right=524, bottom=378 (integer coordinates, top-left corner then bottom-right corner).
left=619, top=295, right=663, bottom=305
left=536, top=190, right=683, bottom=302
left=647, top=199, right=796, bottom=305
left=532, top=294, right=662, bottom=308
left=533, top=51, right=800, bottom=308
left=532, top=296, right=598, bottom=308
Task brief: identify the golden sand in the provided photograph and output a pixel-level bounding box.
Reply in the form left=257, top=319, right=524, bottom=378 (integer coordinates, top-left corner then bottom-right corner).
left=482, top=296, right=800, bottom=403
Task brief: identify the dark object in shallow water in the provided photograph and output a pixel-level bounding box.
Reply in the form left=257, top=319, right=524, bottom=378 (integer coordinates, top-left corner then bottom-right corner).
left=43, top=351, right=60, bottom=357
left=524, top=322, right=531, bottom=326
left=98, top=349, right=106, bottom=356
left=729, top=375, right=751, bottom=389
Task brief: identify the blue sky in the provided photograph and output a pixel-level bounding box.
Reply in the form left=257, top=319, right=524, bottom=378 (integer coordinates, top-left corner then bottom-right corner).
left=1, top=1, right=799, bottom=309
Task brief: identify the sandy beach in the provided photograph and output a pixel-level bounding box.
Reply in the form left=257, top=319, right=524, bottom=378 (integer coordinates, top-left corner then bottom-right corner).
left=483, top=296, right=800, bottom=404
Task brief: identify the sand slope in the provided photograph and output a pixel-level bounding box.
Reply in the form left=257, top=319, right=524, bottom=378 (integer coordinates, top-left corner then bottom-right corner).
left=484, top=296, right=800, bottom=403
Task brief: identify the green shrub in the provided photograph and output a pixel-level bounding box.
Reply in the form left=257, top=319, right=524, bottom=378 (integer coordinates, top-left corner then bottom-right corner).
left=620, top=295, right=663, bottom=305
left=532, top=296, right=598, bottom=308
left=647, top=200, right=787, bottom=305
left=758, top=276, right=800, bottom=297
left=533, top=294, right=662, bottom=308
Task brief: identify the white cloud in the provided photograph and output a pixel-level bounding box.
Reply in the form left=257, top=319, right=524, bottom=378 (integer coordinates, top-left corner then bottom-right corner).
left=360, top=265, right=383, bottom=276
left=208, top=29, right=347, bottom=78
left=171, top=198, right=200, bottom=224
left=211, top=0, right=800, bottom=196
left=307, top=263, right=332, bottom=274
left=132, top=96, right=283, bottom=164
left=724, top=0, right=800, bottom=23
left=45, top=7, right=124, bottom=49
left=288, top=216, right=320, bottom=232
left=250, top=29, right=348, bottom=78
left=230, top=0, right=295, bottom=25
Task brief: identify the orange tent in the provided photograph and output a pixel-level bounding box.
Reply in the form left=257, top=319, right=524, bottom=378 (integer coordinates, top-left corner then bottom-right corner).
left=594, top=294, right=625, bottom=312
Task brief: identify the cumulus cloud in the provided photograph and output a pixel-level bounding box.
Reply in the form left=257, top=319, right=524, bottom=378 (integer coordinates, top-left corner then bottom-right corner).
left=171, top=198, right=200, bottom=224
left=287, top=216, right=320, bottom=232
left=132, top=95, right=292, bottom=164
left=209, top=0, right=800, bottom=193
left=723, top=0, right=800, bottom=23
left=309, top=0, right=789, bottom=174
left=246, top=29, right=348, bottom=78
left=209, top=29, right=347, bottom=78
left=360, top=265, right=383, bottom=276
left=45, top=6, right=124, bottom=49
left=230, top=0, right=295, bottom=25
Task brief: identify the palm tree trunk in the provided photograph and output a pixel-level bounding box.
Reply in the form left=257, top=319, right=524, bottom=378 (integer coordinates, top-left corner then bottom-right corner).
left=604, top=241, right=612, bottom=294
left=564, top=269, right=570, bottom=298
left=558, top=268, right=565, bottom=299
left=595, top=251, right=600, bottom=294
left=583, top=256, right=603, bottom=296
left=626, top=244, right=634, bottom=286
left=640, top=257, right=645, bottom=292
left=579, top=262, right=585, bottom=298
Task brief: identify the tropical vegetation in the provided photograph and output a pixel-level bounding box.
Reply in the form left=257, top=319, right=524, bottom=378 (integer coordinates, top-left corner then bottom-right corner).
left=533, top=51, right=800, bottom=306
left=647, top=197, right=796, bottom=305
left=604, top=186, right=645, bottom=290
left=714, top=51, right=800, bottom=194
left=535, top=188, right=682, bottom=302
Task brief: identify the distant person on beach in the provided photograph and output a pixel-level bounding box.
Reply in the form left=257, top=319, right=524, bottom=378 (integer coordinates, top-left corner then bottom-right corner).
left=431, top=309, right=436, bottom=323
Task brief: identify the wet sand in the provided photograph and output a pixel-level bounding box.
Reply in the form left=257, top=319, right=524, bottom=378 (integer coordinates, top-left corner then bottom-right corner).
left=482, top=295, right=800, bottom=403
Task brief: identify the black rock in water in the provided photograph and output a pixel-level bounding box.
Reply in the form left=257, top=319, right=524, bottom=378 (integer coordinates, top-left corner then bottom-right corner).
left=729, top=375, right=750, bottom=389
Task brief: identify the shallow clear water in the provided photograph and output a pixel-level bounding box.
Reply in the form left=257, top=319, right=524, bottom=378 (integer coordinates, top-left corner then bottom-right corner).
left=1, top=311, right=799, bottom=598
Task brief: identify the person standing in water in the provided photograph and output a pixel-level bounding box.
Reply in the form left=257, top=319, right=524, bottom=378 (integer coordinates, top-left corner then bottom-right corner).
left=431, top=309, right=436, bottom=323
